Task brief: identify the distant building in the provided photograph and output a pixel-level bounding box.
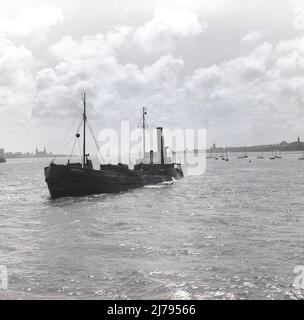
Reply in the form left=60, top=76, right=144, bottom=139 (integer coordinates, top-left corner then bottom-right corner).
left=0, top=148, right=4, bottom=156
left=35, top=147, right=52, bottom=157
left=206, top=136, right=304, bottom=153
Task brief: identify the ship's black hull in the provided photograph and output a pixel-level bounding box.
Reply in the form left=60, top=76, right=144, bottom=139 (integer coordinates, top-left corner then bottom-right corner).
left=45, top=163, right=145, bottom=198
left=134, top=163, right=184, bottom=185
left=45, top=162, right=183, bottom=198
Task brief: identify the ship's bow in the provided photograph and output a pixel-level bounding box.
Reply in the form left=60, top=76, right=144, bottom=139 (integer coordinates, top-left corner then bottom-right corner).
left=44, top=162, right=67, bottom=198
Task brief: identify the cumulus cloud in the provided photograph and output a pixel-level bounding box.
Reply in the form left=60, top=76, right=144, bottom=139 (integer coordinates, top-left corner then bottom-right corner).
left=241, top=29, right=272, bottom=46
left=105, top=25, right=134, bottom=48
left=0, top=39, right=36, bottom=149
left=0, top=6, right=64, bottom=37
left=33, top=31, right=185, bottom=129
left=29, top=28, right=304, bottom=148
left=133, top=7, right=206, bottom=53
left=294, top=5, right=304, bottom=30
left=3, top=2, right=304, bottom=152
left=181, top=37, right=304, bottom=145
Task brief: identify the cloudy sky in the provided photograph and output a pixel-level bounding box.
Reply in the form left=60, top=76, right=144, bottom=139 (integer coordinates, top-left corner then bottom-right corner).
left=1, top=0, right=304, bottom=153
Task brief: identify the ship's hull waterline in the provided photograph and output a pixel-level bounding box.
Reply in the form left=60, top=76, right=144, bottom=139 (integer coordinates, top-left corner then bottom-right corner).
left=45, top=163, right=183, bottom=198
left=44, top=94, right=184, bottom=198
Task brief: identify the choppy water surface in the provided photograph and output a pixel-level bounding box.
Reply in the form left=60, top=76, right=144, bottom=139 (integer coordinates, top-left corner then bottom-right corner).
left=1, top=154, right=304, bottom=300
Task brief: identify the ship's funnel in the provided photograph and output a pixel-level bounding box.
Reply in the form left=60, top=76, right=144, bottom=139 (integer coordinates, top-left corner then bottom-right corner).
left=150, top=150, right=154, bottom=164
left=157, top=127, right=165, bottom=165
left=157, top=127, right=163, bottom=154
left=161, top=136, right=165, bottom=165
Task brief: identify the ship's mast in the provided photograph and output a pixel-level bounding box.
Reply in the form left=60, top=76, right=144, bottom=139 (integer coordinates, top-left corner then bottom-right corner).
left=83, top=93, right=87, bottom=168
left=142, top=107, right=146, bottom=160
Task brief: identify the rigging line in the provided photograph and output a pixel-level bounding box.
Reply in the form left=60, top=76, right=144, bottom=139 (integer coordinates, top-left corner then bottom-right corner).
left=77, top=137, right=82, bottom=160
left=54, top=110, right=83, bottom=159
left=69, top=115, right=85, bottom=161
left=54, top=119, right=84, bottom=161
left=87, top=120, right=104, bottom=164
left=69, top=137, right=77, bottom=161
left=136, top=113, right=149, bottom=129
left=53, top=133, right=75, bottom=162
left=136, top=117, right=142, bottom=129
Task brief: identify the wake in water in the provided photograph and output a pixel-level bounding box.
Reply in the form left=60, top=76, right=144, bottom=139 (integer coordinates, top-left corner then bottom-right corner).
left=144, top=180, right=175, bottom=188
left=1, top=157, right=303, bottom=299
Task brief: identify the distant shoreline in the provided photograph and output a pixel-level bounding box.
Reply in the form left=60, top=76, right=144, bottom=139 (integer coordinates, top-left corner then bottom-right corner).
left=3, top=155, right=70, bottom=160
left=203, top=139, right=304, bottom=153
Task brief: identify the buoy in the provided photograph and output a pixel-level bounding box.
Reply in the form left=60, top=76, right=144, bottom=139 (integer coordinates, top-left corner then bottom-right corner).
left=76, top=133, right=80, bottom=138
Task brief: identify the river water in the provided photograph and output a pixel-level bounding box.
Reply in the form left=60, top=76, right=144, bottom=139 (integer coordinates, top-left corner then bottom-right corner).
left=0, top=153, right=304, bottom=299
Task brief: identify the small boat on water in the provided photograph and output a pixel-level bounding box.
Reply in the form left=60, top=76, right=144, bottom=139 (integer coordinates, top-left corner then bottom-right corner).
left=0, top=148, right=5, bottom=163
left=269, top=152, right=276, bottom=160
left=238, top=148, right=248, bottom=159
left=44, top=94, right=183, bottom=198
left=224, top=148, right=229, bottom=161
left=243, top=148, right=248, bottom=158
left=257, top=152, right=264, bottom=159
left=206, top=150, right=213, bottom=159
left=0, top=150, right=6, bottom=163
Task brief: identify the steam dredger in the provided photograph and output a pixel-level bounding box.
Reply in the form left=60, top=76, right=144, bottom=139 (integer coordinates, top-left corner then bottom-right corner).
left=44, top=94, right=183, bottom=198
